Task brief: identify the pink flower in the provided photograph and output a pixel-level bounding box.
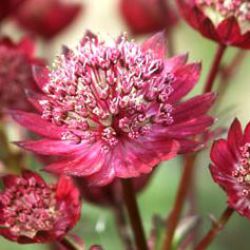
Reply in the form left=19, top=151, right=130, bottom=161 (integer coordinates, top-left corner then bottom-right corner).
left=13, top=0, right=82, bottom=40
left=0, top=37, right=42, bottom=115
left=177, top=0, right=250, bottom=49
left=0, top=171, right=81, bottom=243
left=76, top=173, right=153, bottom=207
left=210, top=119, right=250, bottom=219
left=120, top=0, right=178, bottom=35
left=12, top=31, right=215, bottom=186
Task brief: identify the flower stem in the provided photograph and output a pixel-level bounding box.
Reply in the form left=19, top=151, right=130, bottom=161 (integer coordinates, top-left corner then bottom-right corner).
left=203, top=44, right=227, bottom=93
left=194, top=206, right=234, bottom=250
left=60, top=236, right=83, bottom=250
left=162, top=154, right=196, bottom=250
left=113, top=203, right=134, bottom=250
left=121, top=179, right=148, bottom=250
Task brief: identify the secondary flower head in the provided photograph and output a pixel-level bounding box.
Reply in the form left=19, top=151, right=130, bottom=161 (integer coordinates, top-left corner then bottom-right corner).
left=177, top=0, right=250, bottom=49
left=0, top=37, right=41, bottom=115
left=14, top=0, right=82, bottom=40
left=12, top=31, right=215, bottom=186
left=120, top=0, right=178, bottom=35
left=0, top=171, right=81, bottom=243
left=210, top=119, right=250, bottom=219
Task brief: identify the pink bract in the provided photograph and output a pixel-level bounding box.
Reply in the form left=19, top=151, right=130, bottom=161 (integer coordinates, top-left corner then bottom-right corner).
left=0, top=37, right=43, bottom=115
left=177, top=0, right=250, bottom=49
left=0, top=0, right=24, bottom=22
left=210, top=119, right=250, bottom=219
left=12, top=31, right=215, bottom=186
left=0, top=171, right=81, bottom=243
left=120, top=0, right=178, bottom=35
left=13, top=0, right=82, bottom=40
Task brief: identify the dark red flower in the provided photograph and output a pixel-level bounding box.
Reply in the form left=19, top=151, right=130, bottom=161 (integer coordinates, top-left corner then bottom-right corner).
left=0, top=37, right=42, bottom=115
left=0, top=0, right=24, bottom=23
left=0, top=171, right=81, bottom=243
left=12, top=31, right=215, bottom=186
left=177, top=0, right=250, bottom=49
left=77, top=173, right=152, bottom=207
left=13, top=0, right=82, bottom=40
left=210, top=119, right=250, bottom=219
left=120, top=0, right=178, bottom=35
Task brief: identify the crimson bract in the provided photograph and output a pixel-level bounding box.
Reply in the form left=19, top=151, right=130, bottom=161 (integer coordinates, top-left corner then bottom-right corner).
left=177, top=0, right=250, bottom=49
left=210, top=119, right=250, bottom=219
left=12, top=31, right=215, bottom=186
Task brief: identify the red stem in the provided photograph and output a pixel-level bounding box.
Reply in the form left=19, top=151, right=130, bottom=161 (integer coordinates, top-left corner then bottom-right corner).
left=162, top=154, right=196, bottom=250
left=203, top=44, right=227, bottom=93
left=195, top=207, right=234, bottom=250
left=121, top=179, right=148, bottom=250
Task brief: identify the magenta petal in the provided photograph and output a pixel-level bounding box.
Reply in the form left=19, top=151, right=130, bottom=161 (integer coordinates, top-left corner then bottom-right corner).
left=216, top=17, right=241, bottom=45
left=243, top=120, right=250, bottom=142
left=227, top=118, right=243, bottom=158
left=141, top=31, right=167, bottom=58
left=32, top=65, right=50, bottom=91
left=44, top=143, right=105, bottom=176
left=16, top=139, right=80, bottom=156
left=165, top=116, right=214, bottom=137
left=164, top=53, right=188, bottom=72
left=10, top=110, right=65, bottom=139
left=210, top=139, right=236, bottom=174
left=168, top=63, right=201, bottom=102
left=173, top=93, right=215, bottom=123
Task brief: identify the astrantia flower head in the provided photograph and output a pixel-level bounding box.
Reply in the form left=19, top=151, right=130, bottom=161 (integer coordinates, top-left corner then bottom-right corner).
left=0, top=37, right=42, bottom=115
left=120, top=0, right=178, bottom=35
left=0, top=171, right=81, bottom=243
left=12, top=31, right=215, bottom=186
left=210, top=119, right=250, bottom=219
left=177, top=0, right=250, bottom=49
left=14, top=0, right=82, bottom=40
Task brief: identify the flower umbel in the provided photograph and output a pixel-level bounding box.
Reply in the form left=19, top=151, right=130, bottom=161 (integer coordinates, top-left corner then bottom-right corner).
left=12, top=31, right=215, bottom=185
left=0, top=37, right=42, bottom=114
left=177, top=0, right=250, bottom=48
left=0, top=171, right=81, bottom=243
left=210, top=119, right=250, bottom=219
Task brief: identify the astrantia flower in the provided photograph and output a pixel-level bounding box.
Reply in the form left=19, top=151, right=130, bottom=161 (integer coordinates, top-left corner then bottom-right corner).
left=210, top=119, right=250, bottom=219
left=177, top=0, right=250, bottom=49
left=12, top=31, right=215, bottom=186
left=77, top=173, right=152, bottom=207
left=0, top=37, right=42, bottom=115
left=0, top=171, right=81, bottom=243
left=14, top=0, right=82, bottom=40
left=120, top=0, right=178, bottom=35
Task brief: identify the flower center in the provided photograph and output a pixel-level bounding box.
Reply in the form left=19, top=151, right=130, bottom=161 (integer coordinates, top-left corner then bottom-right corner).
left=232, top=142, right=250, bottom=197
left=40, top=35, right=174, bottom=150
left=0, top=176, right=59, bottom=238
left=196, top=0, right=250, bottom=32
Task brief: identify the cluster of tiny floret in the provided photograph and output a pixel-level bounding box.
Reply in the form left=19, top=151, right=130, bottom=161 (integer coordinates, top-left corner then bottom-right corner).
left=232, top=143, right=250, bottom=197
left=39, top=35, right=175, bottom=150
left=197, top=0, right=250, bottom=22
left=0, top=176, right=59, bottom=238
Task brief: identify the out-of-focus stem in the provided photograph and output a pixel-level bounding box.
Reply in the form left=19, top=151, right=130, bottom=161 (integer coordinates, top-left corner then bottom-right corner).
left=122, top=179, right=148, bottom=250
left=113, top=203, right=135, bottom=250
left=213, top=50, right=246, bottom=110
left=60, top=236, right=83, bottom=250
left=203, top=44, right=227, bottom=93
left=194, top=207, right=234, bottom=250
left=162, top=154, right=196, bottom=250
